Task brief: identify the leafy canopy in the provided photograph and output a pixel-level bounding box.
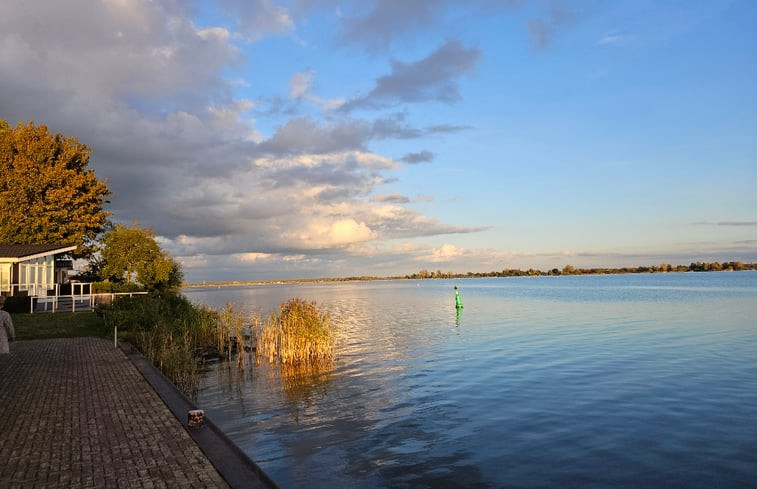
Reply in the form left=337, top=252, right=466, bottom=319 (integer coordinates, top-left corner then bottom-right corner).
left=0, top=120, right=111, bottom=257
left=100, top=223, right=183, bottom=293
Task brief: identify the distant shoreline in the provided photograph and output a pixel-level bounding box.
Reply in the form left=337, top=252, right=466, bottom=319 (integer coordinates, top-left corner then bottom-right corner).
left=184, top=261, right=756, bottom=288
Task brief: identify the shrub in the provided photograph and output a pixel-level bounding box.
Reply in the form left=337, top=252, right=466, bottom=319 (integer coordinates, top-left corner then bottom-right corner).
left=2, top=295, right=31, bottom=314
left=91, top=281, right=145, bottom=293
left=100, top=293, right=220, bottom=396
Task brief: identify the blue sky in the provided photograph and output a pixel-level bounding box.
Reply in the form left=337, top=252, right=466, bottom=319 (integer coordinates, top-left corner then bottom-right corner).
left=1, top=0, right=755, bottom=281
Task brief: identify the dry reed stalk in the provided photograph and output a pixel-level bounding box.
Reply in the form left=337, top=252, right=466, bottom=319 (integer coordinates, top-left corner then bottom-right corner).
left=256, top=298, right=335, bottom=367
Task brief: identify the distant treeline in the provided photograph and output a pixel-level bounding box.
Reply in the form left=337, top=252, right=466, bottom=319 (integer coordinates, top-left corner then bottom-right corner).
left=403, top=261, right=756, bottom=280
left=187, top=261, right=756, bottom=287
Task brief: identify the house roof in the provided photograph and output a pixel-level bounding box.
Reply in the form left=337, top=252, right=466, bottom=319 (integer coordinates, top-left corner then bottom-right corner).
left=0, top=244, right=78, bottom=261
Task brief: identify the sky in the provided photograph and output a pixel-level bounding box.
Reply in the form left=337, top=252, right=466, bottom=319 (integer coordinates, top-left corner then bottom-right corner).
left=1, top=0, right=756, bottom=282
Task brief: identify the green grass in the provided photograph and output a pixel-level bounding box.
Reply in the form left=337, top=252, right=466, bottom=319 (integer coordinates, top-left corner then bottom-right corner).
left=13, top=312, right=108, bottom=340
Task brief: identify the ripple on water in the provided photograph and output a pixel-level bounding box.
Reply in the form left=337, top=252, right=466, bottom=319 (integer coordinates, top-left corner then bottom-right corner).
left=193, top=274, right=757, bottom=488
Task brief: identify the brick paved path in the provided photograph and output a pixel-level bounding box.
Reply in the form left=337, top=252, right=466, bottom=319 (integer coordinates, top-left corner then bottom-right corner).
left=0, top=338, right=230, bottom=488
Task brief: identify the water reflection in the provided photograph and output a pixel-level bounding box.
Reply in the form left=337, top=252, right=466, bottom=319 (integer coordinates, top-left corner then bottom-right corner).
left=278, top=361, right=335, bottom=421
left=193, top=275, right=757, bottom=488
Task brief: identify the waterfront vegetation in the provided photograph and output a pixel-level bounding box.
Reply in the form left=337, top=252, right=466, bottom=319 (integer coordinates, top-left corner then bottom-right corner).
left=13, top=292, right=334, bottom=398
left=257, top=298, right=335, bottom=366
left=12, top=260, right=752, bottom=397
left=99, top=294, right=249, bottom=395
left=96, top=294, right=334, bottom=396
left=185, top=260, right=757, bottom=287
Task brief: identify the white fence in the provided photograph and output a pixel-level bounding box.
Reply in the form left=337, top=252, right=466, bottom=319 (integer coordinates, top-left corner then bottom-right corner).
left=32, top=291, right=149, bottom=313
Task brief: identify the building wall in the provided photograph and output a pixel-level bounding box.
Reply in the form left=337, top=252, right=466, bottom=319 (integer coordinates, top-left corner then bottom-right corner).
left=17, top=255, right=56, bottom=296
left=0, top=255, right=57, bottom=296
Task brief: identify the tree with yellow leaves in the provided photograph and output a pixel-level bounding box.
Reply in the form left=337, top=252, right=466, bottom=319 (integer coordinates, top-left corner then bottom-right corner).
left=0, top=120, right=111, bottom=257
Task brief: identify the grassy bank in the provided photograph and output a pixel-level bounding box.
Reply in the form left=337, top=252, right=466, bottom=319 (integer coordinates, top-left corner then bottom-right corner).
left=13, top=311, right=108, bottom=341
left=11, top=294, right=336, bottom=400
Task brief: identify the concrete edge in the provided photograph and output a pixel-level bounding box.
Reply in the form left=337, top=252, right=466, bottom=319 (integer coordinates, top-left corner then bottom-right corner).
left=119, top=342, right=281, bottom=489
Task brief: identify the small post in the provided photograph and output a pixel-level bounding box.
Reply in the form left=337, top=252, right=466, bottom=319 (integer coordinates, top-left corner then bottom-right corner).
left=188, top=409, right=205, bottom=428
left=454, top=286, right=463, bottom=309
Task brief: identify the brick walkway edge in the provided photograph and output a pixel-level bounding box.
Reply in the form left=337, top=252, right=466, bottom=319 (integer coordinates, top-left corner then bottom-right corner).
left=0, top=337, right=279, bottom=489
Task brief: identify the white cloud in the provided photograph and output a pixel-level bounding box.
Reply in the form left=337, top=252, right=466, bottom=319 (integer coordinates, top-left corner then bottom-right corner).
left=198, top=27, right=232, bottom=42
left=429, top=244, right=466, bottom=262
left=597, top=32, right=629, bottom=46
left=281, top=218, right=377, bottom=249
left=216, top=0, right=294, bottom=41
left=0, top=0, right=492, bottom=281
left=288, top=69, right=345, bottom=110
left=289, top=69, right=314, bottom=99
left=237, top=252, right=274, bottom=262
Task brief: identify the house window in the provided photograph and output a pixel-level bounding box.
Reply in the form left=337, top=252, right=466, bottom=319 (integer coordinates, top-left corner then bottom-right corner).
left=19, top=263, right=28, bottom=290
left=0, top=264, right=9, bottom=292
left=46, top=256, right=54, bottom=288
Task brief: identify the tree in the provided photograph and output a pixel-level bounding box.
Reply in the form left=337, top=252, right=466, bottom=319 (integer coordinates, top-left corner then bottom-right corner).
left=0, top=120, right=111, bottom=257
left=100, top=223, right=183, bottom=292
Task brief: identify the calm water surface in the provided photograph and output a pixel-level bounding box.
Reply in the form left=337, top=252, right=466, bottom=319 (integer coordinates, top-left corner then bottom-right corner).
left=185, top=272, right=757, bottom=488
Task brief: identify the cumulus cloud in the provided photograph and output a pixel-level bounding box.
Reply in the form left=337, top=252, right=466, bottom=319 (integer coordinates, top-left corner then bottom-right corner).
left=215, top=0, right=294, bottom=40
left=257, top=117, right=370, bottom=155
left=401, top=150, right=435, bottom=164
left=0, top=0, right=492, bottom=281
left=287, top=69, right=345, bottom=110
left=371, top=113, right=423, bottom=139
left=372, top=193, right=411, bottom=204
left=341, top=40, right=481, bottom=111
left=282, top=218, right=378, bottom=249
left=289, top=69, right=314, bottom=98
left=429, top=244, right=466, bottom=262
left=372, top=113, right=469, bottom=140
left=238, top=252, right=274, bottom=262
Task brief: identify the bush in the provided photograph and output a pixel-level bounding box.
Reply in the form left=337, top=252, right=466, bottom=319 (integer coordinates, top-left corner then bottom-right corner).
left=2, top=295, right=31, bottom=314
left=91, top=281, right=145, bottom=293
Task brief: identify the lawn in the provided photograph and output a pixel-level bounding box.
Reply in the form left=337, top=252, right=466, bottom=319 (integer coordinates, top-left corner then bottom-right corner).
left=12, top=311, right=109, bottom=340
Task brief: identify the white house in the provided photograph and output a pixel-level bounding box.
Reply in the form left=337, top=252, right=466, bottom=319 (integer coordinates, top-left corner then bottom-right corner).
left=0, top=244, right=78, bottom=298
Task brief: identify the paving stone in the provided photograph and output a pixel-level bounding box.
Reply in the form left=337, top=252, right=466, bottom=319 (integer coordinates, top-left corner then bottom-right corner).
left=0, top=338, right=230, bottom=489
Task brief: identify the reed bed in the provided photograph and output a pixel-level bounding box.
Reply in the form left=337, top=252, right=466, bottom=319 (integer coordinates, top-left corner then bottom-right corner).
left=216, top=302, right=249, bottom=357
left=137, top=324, right=199, bottom=394
left=256, top=298, right=335, bottom=366
left=101, top=294, right=240, bottom=396
left=101, top=294, right=334, bottom=398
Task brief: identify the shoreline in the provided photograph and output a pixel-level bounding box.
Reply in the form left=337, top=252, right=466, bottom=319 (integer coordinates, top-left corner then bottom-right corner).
left=184, top=263, right=756, bottom=288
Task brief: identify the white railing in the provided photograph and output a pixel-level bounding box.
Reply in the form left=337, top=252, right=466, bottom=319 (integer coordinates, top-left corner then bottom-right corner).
left=4, top=282, right=149, bottom=313
left=5, top=282, right=92, bottom=298
left=91, top=291, right=149, bottom=306
left=33, top=291, right=149, bottom=313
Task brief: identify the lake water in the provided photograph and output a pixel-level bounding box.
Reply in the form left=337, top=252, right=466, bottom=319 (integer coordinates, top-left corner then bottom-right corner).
left=185, top=272, right=757, bottom=489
